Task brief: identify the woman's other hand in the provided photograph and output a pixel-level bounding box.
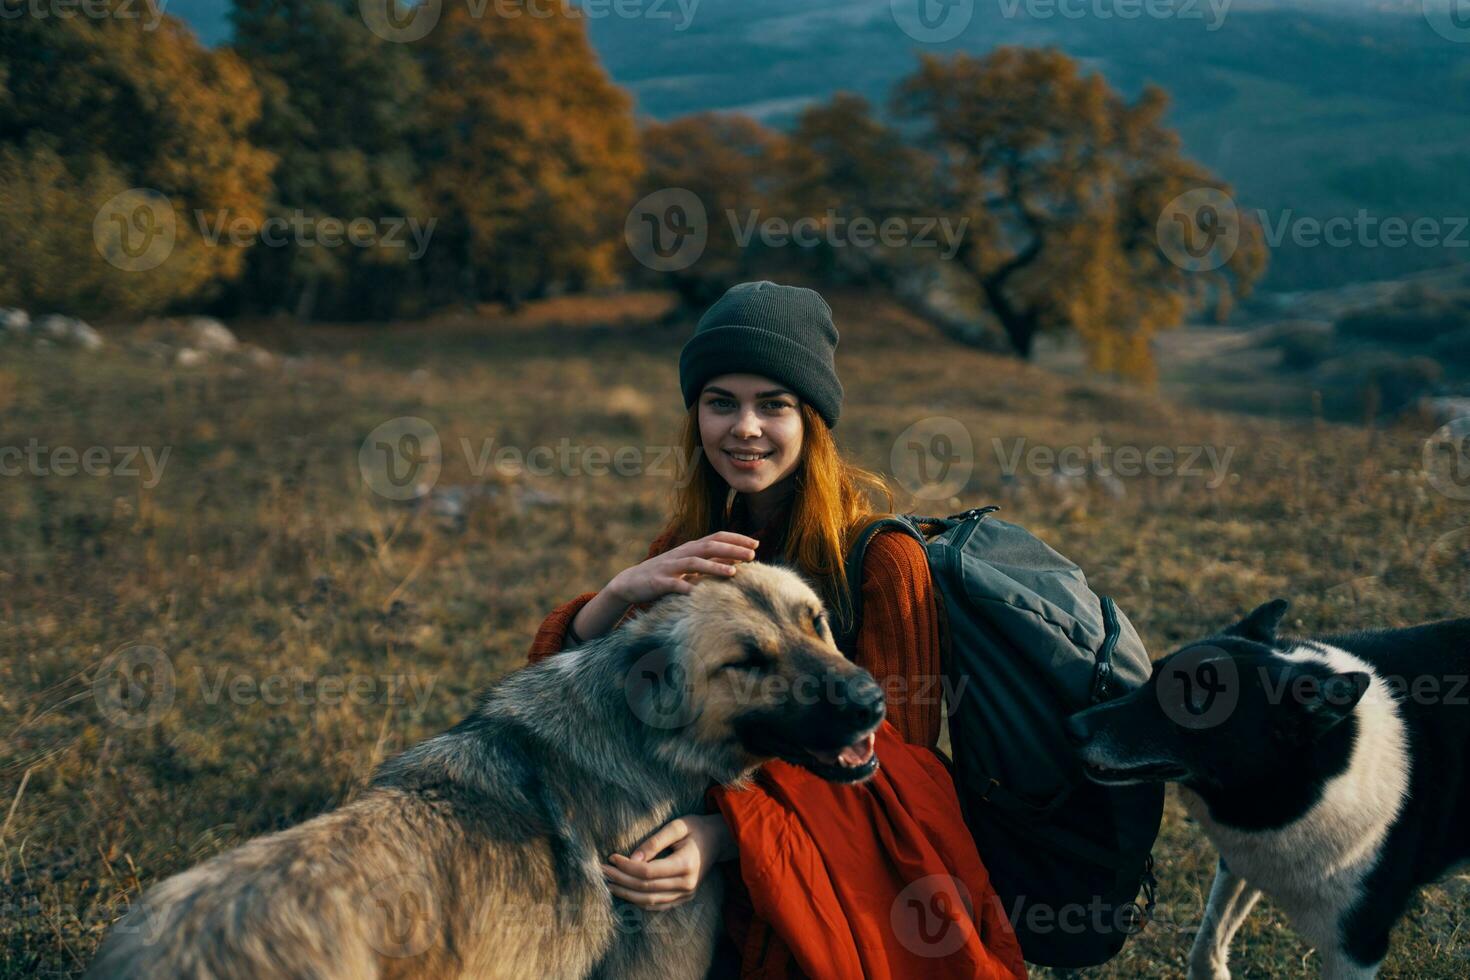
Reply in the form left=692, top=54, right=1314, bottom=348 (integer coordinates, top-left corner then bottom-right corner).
left=601, top=813, right=735, bottom=909
left=605, top=533, right=759, bottom=605
left=564, top=532, right=760, bottom=645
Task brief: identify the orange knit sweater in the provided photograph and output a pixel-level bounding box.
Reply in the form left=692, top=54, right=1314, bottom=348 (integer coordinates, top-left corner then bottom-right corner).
left=527, top=523, right=1026, bottom=979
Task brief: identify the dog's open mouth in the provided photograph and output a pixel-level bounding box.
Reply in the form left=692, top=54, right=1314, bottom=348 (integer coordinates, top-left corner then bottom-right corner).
left=790, top=729, right=880, bottom=783
left=1082, top=760, right=1189, bottom=785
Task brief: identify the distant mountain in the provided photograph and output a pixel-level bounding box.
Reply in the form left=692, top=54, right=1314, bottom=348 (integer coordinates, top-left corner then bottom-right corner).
left=170, top=0, right=1470, bottom=291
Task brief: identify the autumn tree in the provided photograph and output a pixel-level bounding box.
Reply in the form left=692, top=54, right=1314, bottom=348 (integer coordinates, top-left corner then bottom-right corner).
left=0, top=10, right=274, bottom=318
left=895, top=47, right=1267, bottom=381
left=774, top=93, right=1000, bottom=345
left=415, top=5, right=642, bottom=308
left=636, top=113, right=791, bottom=311
left=779, top=93, right=935, bottom=285
left=229, top=0, right=428, bottom=320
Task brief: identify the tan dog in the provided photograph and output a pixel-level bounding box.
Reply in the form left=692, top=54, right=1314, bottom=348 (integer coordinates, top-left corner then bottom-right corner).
left=86, top=561, right=885, bottom=979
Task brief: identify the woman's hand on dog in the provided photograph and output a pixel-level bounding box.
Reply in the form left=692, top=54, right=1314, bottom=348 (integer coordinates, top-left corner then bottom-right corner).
left=606, top=533, right=760, bottom=604
left=601, top=813, right=735, bottom=909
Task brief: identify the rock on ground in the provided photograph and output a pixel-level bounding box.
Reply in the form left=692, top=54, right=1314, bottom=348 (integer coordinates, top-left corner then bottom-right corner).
left=31, top=314, right=103, bottom=351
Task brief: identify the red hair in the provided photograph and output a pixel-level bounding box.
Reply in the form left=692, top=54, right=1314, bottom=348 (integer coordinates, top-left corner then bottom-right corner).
left=657, top=401, right=898, bottom=628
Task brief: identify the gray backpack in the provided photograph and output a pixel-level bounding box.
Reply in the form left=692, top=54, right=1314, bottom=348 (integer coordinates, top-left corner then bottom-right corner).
left=832, top=506, right=1163, bottom=969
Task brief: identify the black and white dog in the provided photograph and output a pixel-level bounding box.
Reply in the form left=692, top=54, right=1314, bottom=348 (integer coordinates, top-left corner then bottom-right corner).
left=1065, top=600, right=1470, bottom=979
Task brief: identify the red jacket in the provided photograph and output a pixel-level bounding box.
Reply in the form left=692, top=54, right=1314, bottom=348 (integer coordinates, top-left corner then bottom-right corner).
left=529, top=524, right=1026, bottom=980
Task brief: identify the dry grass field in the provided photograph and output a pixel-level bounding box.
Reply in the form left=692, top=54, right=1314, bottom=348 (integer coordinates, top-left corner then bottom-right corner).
left=3, top=291, right=1467, bottom=977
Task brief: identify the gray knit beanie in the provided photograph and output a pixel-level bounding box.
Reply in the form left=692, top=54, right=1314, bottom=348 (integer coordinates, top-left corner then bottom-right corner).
left=678, top=281, right=844, bottom=428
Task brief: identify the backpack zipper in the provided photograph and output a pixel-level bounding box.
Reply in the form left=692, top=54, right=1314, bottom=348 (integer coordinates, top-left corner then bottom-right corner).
left=946, top=506, right=999, bottom=550
left=1091, top=595, right=1121, bottom=703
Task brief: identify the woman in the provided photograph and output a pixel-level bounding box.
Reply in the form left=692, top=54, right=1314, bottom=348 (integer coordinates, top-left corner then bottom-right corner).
left=528, top=281, right=1026, bottom=979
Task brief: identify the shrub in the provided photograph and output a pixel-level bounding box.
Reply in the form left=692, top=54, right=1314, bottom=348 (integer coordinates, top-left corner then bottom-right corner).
left=1314, top=350, right=1444, bottom=418
left=1335, top=285, right=1470, bottom=348
left=1262, top=321, right=1335, bottom=370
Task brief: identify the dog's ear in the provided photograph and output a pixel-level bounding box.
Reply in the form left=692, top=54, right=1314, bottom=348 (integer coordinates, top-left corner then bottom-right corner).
left=1221, top=598, right=1290, bottom=643
left=1296, top=670, right=1371, bottom=738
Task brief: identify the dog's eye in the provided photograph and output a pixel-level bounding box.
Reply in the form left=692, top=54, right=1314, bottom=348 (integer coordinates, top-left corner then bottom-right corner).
left=813, top=612, right=828, bottom=636
left=720, top=658, right=766, bottom=674
left=720, top=640, right=773, bottom=674
left=719, top=656, right=770, bottom=674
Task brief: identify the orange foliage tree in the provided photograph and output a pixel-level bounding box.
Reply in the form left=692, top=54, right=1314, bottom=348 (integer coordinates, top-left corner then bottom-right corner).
left=895, top=47, right=1267, bottom=381
left=636, top=113, right=792, bottom=310
left=778, top=93, right=938, bottom=286
left=415, top=5, right=642, bottom=308
left=0, top=10, right=274, bottom=318
left=229, top=0, right=429, bottom=320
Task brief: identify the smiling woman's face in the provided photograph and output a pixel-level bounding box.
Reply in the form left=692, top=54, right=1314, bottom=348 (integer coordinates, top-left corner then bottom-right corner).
left=698, top=373, right=804, bottom=493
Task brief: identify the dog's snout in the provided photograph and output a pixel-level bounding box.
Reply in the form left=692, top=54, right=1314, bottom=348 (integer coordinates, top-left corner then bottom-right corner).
left=832, top=674, right=885, bottom=729
left=1063, top=712, right=1092, bottom=747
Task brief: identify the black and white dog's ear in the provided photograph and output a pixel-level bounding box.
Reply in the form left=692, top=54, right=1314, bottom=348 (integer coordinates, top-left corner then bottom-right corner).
left=1222, top=598, right=1290, bottom=643
left=1299, top=670, right=1371, bottom=737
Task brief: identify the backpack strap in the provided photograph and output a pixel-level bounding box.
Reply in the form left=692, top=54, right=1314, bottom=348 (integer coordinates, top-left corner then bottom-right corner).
left=833, top=508, right=1001, bottom=654
left=832, top=514, right=935, bottom=658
